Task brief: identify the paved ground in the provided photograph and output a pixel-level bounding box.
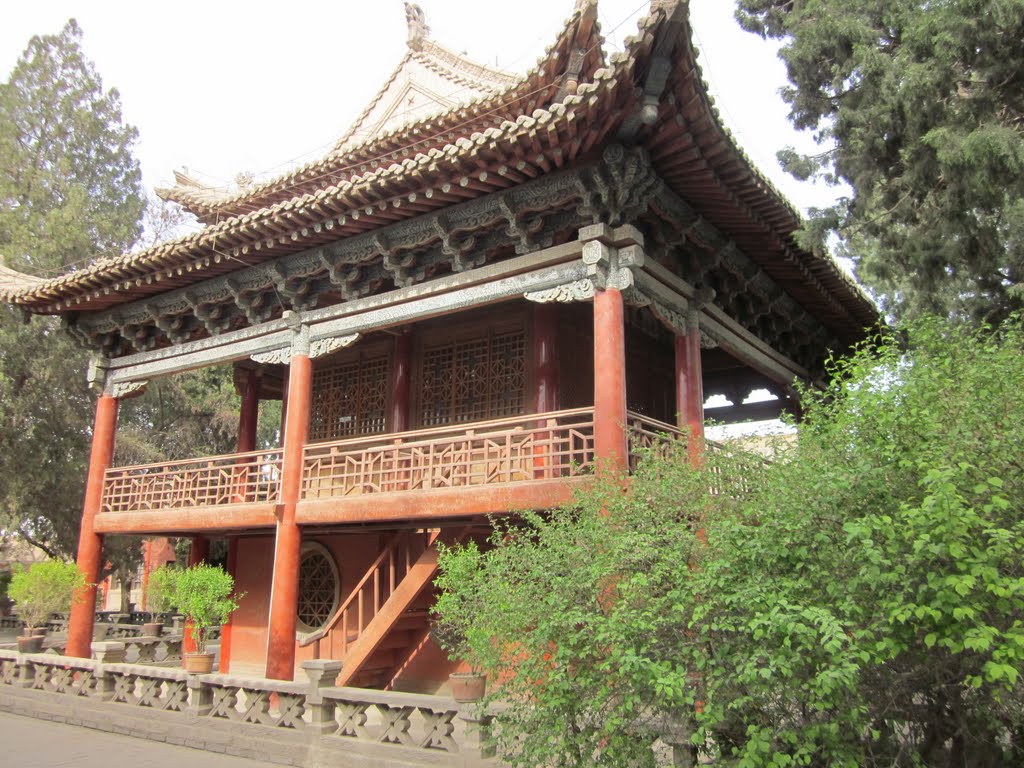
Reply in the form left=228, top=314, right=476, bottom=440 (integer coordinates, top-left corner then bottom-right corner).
left=0, top=711, right=285, bottom=768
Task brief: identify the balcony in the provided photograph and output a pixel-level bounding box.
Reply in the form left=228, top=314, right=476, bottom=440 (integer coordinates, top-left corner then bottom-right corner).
left=93, top=408, right=748, bottom=534
left=96, top=409, right=592, bottom=533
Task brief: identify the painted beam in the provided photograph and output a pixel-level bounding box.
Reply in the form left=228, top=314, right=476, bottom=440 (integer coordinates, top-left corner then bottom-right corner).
left=93, top=503, right=278, bottom=534
left=296, top=479, right=586, bottom=526
left=103, top=246, right=585, bottom=392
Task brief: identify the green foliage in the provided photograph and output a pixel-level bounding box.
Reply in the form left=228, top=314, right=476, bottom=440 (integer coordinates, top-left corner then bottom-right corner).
left=8, top=559, right=86, bottom=631
left=734, top=0, right=1024, bottom=324
left=169, top=564, right=240, bottom=654
left=432, top=540, right=488, bottom=667
left=435, top=317, right=1024, bottom=767
left=0, top=305, right=94, bottom=558
left=435, top=446, right=729, bottom=767
left=0, top=20, right=143, bottom=273
left=144, top=564, right=177, bottom=618
left=0, top=19, right=143, bottom=569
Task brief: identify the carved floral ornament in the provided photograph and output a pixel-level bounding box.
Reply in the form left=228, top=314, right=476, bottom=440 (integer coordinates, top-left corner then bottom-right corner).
left=111, top=380, right=149, bottom=399
left=523, top=241, right=721, bottom=348
left=250, top=332, right=361, bottom=365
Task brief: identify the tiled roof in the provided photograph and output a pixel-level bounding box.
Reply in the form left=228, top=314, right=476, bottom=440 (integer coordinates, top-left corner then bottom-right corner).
left=0, top=265, right=46, bottom=294
left=2, top=0, right=876, bottom=340
left=156, top=1, right=604, bottom=222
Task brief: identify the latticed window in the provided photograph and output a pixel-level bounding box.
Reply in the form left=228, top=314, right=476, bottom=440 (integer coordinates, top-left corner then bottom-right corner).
left=310, top=353, right=390, bottom=440
left=420, top=329, right=526, bottom=426
left=297, top=544, right=339, bottom=631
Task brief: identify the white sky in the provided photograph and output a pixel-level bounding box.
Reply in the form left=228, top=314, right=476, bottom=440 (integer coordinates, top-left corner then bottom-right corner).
left=0, top=0, right=840, bottom=218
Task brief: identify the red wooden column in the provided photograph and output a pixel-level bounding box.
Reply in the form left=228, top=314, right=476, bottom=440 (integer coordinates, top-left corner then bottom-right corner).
left=593, top=288, right=628, bottom=474
left=675, top=312, right=705, bottom=465
left=237, top=369, right=260, bottom=454
left=66, top=395, right=119, bottom=658
left=534, top=304, right=560, bottom=414
left=390, top=329, right=412, bottom=433
left=221, top=371, right=259, bottom=670
left=219, top=536, right=240, bottom=673
left=533, top=304, right=560, bottom=478
left=279, top=365, right=290, bottom=442
left=265, top=350, right=313, bottom=680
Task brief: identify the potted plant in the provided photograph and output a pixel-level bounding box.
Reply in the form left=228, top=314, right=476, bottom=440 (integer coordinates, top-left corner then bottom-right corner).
left=171, top=563, right=240, bottom=674
left=433, top=541, right=489, bottom=702
left=142, top=565, right=176, bottom=637
left=8, top=560, right=86, bottom=653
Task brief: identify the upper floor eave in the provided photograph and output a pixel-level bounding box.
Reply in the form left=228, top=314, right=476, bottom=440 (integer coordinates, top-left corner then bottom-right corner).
left=1, top=1, right=877, bottom=350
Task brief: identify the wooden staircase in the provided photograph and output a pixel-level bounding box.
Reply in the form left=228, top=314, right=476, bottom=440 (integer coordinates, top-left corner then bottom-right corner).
left=299, top=527, right=468, bottom=688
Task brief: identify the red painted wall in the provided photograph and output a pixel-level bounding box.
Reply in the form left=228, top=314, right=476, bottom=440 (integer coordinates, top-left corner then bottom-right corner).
left=226, top=536, right=275, bottom=676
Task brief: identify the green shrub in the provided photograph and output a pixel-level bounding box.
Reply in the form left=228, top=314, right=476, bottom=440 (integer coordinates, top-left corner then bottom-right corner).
left=144, top=565, right=177, bottom=620
left=8, top=559, right=86, bottom=633
left=435, top=316, right=1024, bottom=767
left=170, top=564, right=240, bottom=654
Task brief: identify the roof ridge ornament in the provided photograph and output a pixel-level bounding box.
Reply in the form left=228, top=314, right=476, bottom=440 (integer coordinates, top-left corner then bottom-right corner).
left=405, top=2, right=429, bottom=51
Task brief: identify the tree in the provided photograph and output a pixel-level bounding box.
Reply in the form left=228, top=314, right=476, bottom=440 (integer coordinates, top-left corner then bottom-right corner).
left=734, top=0, right=1024, bottom=324
left=435, top=317, right=1024, bottom=767
left=0, top=19, right=143, bottom=274
left=0, top=20, right=145, bottom=570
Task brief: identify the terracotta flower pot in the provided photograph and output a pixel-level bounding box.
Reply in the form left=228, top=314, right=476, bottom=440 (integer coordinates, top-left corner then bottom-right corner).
left=141, top=621, right=164, bottom=637
left=449, top=671, right=487, bottom=702
left=17, top=634, right=44, bottom=653
left=184, top=652, right=215, bottom=674
left=30, top=626, right=48, bottom=637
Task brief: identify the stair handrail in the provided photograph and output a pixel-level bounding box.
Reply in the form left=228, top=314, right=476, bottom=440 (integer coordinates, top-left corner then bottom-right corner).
left=297, top=529, right=431, bottom=651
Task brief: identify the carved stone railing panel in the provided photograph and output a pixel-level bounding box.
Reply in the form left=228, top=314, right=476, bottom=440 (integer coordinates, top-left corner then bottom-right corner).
left=105, top=664, right=189, bottom=711
left=0, top=651, right=495, bottom=764
left=3, top=653, right=100, bottom=697
left=302, top=408, right=596, bottom=500
left=102, top=449, right=283, bottom=514
left=0, top=656, right=17, bottom=684
left=322, top=687, right=472, bottom=754
left=204, top=676, right=307, bottom=729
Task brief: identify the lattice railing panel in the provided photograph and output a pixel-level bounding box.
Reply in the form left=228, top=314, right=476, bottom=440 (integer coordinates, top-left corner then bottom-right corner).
left=102, top=449, right=283, bottom=513
left=302, top=408, right=595, bottom=500
left=626, top=412, right=767, bottom=496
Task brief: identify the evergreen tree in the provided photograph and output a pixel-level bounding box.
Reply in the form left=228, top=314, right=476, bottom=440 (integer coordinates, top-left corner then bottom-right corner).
left=0, top=19, right=144, bottom=273
left=0, top=20, right=144, bottom=562
left=735, top=0, right=1024, bottom=324
left=0, top=22, right=278, bottom=595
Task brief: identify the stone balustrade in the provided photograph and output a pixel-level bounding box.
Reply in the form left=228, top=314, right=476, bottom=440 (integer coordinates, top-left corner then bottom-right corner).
left=0, top=649, right=495, bottom=767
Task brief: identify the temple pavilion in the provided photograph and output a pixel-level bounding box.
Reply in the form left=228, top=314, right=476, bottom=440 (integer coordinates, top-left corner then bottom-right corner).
left=0, top=0, right=876, bottom=689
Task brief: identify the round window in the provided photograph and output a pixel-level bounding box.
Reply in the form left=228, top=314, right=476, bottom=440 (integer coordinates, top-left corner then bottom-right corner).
left=297, top=542, right=340, bottom=631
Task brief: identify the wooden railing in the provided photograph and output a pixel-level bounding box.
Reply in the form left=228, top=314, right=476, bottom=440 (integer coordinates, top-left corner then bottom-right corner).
left=97, top=409, right=767, bottom=516
left=302, top=408, right=596, bottom=499
left=299, top=530, right=434, bottom=658
left=102, top=449, right=283, bottom=513
left=627, top=412, right=766, bottom=496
